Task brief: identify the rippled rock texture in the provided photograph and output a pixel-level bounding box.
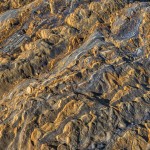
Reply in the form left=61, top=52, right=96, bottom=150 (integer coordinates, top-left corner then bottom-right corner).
left=0, top=0, right=150, bottom=149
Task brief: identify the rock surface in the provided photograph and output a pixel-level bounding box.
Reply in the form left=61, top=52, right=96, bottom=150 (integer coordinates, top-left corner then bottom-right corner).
left=0, top=0, right=150, bottom=149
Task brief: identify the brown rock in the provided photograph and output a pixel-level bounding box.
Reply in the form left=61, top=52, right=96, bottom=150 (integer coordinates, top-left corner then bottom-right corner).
left=0, top=0, right=149, bottom=150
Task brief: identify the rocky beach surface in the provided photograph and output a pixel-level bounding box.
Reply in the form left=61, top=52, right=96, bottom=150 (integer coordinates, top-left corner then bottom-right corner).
left=0, top=0, right=150, bottom=149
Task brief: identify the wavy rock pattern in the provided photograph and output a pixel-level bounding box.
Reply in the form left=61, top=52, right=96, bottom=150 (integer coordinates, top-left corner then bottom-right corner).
left=0, top=0, right=150, bottom=149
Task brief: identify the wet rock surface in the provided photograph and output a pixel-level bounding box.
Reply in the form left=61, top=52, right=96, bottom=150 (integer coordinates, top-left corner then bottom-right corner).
left=0, top=0, right=150, bottom=149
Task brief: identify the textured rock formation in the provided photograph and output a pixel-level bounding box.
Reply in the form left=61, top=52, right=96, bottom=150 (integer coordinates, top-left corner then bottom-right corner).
left=0, top=0, right=150, bottom=149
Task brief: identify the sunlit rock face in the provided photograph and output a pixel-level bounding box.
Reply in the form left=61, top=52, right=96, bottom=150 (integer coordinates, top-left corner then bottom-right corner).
left=0, top=0, right=150, bottom=149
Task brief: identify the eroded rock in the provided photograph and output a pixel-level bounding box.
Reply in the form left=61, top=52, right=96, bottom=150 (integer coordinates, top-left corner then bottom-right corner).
left=0, top=0, right=150, bottom=150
